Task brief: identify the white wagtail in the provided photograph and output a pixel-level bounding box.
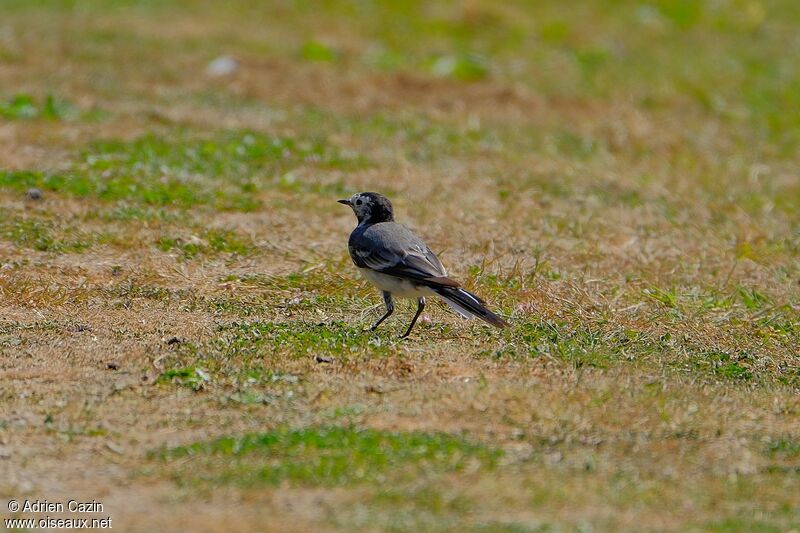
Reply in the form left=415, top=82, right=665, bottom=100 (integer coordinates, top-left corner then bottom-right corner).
left=338, top=192, right=509, bottom=337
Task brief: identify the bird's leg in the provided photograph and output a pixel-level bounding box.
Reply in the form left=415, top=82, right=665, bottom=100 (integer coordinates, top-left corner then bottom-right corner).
left=401, top=297, right=426, bottom=338
left=371, top=291, right=394, bottom=331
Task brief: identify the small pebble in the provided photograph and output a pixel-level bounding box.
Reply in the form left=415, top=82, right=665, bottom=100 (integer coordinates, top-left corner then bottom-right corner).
left=286, top=296, right=303, bottom=307
left=25, top=188, right=43, bottom=201
left=105, top=441, right=124, bottom=455
left=206, top=56, right=239, bottom=77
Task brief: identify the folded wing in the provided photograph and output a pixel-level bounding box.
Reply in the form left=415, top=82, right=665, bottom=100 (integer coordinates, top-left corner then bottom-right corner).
left=349, top=223, right=459, bottom=288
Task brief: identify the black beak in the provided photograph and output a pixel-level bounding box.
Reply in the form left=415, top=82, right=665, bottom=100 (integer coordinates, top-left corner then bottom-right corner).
left=337, top=199, right=351, bottom=206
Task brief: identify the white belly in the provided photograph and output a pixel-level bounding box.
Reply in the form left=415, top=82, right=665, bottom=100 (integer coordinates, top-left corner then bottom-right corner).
left=359, top=268, right=435, bottom=298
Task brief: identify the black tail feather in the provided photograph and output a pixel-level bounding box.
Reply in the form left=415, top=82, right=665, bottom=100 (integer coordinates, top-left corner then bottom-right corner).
left=433, top=286, right=508, bottom=328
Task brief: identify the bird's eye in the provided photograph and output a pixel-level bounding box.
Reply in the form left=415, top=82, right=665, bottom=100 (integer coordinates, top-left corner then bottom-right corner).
left=355, top=199, right=362, bottom=206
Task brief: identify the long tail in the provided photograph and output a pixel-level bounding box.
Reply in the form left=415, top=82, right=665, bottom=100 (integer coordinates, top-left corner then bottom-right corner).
left=432, top=286, right=509, bottom=328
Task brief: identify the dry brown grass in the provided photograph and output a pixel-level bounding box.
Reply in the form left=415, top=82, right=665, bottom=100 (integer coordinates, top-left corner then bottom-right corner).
left=1, top=1, right=798, bottom=531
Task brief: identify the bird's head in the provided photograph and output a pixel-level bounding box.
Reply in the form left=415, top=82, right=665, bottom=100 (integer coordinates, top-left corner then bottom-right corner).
left=338, top=192, right=394, bottom=225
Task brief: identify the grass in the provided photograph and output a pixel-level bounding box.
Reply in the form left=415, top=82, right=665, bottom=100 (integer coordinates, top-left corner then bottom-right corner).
left=765, top=436, right=800, bottom=458
left=155, top=228, right=256, bottom=259
left=157, top=426, right=501, bottom=487
left=212, top=320, right=390, bottom=358
left=156, top=366, right=211, bottom=391
left=0, top=130, right=365, bottom=211
left=0, top=215, right=94, bottom=253
left=1, top=0, right=799, bottom=531
left=0, top=93, right=77, bottom=120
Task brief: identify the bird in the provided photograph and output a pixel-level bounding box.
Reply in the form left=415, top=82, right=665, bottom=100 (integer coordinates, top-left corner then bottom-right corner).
left=338, top=192, right=509, bottom=338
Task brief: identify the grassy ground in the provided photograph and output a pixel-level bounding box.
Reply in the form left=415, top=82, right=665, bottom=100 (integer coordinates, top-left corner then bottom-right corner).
left=1, top=1, right=799, bottom=531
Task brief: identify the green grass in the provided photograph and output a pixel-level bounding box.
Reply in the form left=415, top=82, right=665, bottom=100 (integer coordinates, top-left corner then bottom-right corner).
left=764, top=436, right=800, bottom=458
left=150, top=319, right=392, bottom=390
left=0, top=93, right=76, bottom=120
left=0, top=215, right=95, bottom=253
left=702, top=517, right=787, bottom=533
left=95, top=204, right=181, bottom=222
left=0, top=130, right=367, bottom=210
left=156, top=228, right=256, bottom=259
left=301, top=40, right=340, bottom=62
left=157, top=366, right=211, bottom=390
left=213, top=320, right=392, bottom=360
left=157, top=426, right=501, bottom=487
left=344, top=486, right=552, bottom=533
left=702, top=350, right=755, bottom=381
left=494, top=320, right=618, bottom=368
